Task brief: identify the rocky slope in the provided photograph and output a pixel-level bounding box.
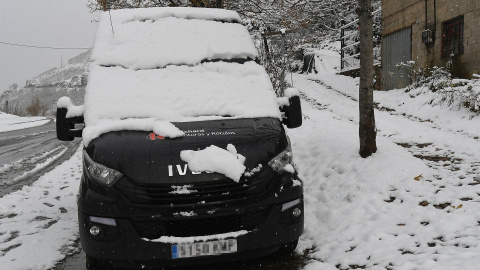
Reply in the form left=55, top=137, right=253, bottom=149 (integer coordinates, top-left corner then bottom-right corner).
left=0, top=50, right=90, bottom=116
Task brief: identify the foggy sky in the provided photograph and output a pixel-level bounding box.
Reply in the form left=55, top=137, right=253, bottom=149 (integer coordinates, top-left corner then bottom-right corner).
left=0, top=0, right=100, bottom=93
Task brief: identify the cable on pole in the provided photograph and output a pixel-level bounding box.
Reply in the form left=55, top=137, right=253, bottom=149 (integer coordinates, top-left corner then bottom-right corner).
left=0, top=41, right=91, bottom=50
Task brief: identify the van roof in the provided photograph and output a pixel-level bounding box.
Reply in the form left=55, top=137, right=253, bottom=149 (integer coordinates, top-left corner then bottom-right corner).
left=91, top=7, right=258, bottom=69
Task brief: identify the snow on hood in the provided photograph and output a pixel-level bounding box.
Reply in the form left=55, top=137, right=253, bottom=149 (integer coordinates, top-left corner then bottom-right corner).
left=91, top=7, right=257, bottom=69
left=180, top=144, right=246, bottom=182
left=82, top=118, right=185, bottom=146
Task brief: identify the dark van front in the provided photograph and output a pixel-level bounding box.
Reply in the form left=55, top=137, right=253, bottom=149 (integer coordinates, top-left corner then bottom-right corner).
left=56, top=7, right=303, bottom=270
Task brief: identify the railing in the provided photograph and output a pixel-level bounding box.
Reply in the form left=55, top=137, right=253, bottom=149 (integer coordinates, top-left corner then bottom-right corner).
left=340, top=8, right=382, bottom=72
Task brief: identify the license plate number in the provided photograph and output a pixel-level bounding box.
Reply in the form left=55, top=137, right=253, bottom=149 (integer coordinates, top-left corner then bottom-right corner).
left=171, top=239, right=237, bottom=259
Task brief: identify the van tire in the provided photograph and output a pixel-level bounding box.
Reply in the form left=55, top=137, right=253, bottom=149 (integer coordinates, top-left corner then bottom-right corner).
left=276, top=239, right=299, bottom=255
left=86, top=255, right=114, bottom=270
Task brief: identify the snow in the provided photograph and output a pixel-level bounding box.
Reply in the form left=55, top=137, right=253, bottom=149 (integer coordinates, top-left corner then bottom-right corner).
left=103, top=6, right=242, bottom=24
left=143, top=230, right=249, bottom=244
left=82, top=118, right=185, bottom=146
left=92, top=8, right=256, bottom=70
left=6, top=146, right=68, bottom=186
left=56, top=96, right=84, bottom=118
left=285, top=87, right=300, bottom=98
left=0, top=112, right=49, bottom=133
left=244, top=164, right=263, bottom=178
left=284, top=164, right=295, bottom=173
left=288, top=70, right=480, bottom=269
left=180, top=144, right=246, bottom=182
left=170, top=185, right=198, bottom=195
left=174, top=211, right=197, bottom=217
left=313, top=49, right=341, bottom=74
left=83, top=62, right=280, bottom=146
left=0, top=145, right=82, bottom=270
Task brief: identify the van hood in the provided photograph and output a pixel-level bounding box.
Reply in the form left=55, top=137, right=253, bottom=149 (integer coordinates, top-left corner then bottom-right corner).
left=86, top=118, right=287, bottom=185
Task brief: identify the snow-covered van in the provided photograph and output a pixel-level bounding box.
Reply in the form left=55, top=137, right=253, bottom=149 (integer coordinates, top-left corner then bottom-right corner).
left=56, top=7, right=303, bottom=269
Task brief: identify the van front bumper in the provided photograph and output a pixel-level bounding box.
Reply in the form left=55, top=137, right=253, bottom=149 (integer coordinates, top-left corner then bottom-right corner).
left=78, top=184, right=303, bottom=268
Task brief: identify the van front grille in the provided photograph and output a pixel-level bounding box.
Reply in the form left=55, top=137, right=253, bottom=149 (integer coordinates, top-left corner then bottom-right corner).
left=130, top=207, right=270, bottom=239
left=115, top=170, right=275, bottom=205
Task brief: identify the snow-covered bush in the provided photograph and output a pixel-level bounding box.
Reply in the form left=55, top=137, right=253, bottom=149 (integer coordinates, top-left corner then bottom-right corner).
left=432, top=76, right=480, bottom=113
left=394, top=60, right=428, bottom=89
left=396, top=60, right=480, bottom=113
left=395, top=58, right=454, bottom=91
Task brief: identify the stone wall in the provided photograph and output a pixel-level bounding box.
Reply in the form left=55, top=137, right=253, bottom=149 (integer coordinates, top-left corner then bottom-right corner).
left=382, top=0, right=480, bottom=79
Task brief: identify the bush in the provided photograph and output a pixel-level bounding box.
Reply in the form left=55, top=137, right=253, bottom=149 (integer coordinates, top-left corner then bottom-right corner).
left=433, top=77, right=480, bottom=113
left=26, top=96, right=47, bottom=116
left=395, top=60, right=480, bottom=114
left=395, top=58, right=453, bottom=91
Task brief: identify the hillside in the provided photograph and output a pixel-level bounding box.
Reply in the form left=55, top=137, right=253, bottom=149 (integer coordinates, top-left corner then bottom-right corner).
left=0, top=50, right=90, bottom=116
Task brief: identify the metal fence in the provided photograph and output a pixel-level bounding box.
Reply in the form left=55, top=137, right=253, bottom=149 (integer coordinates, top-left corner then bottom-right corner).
left=340, top=8, right=382, bottom=72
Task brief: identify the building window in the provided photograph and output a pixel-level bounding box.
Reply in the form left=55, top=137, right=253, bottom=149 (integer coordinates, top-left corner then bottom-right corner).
left=442, top=16, right=464, bottom=57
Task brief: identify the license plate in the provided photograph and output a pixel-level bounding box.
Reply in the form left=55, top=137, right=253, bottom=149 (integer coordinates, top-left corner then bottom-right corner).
left=171, top=239, right=237, bottom=259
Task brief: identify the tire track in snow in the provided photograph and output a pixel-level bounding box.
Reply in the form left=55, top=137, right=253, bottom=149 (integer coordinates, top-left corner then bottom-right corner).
left=308, top=78, right=480, bottom=142
left=0, top=121, right=81, bottom=197
left=303, top=77, right=479, bottom=168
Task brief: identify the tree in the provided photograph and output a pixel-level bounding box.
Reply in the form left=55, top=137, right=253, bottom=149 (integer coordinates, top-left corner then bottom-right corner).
left=9, top=83, right=18, bottom=91
left=356, top=0, right=377, bottom=157
left=26, top=96, right=47, bottom=116
left=87, top=0, right=223, bottom=11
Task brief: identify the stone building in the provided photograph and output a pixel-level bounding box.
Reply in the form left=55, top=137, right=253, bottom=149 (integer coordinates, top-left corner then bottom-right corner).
left=381, top=0, right=480, bottom=90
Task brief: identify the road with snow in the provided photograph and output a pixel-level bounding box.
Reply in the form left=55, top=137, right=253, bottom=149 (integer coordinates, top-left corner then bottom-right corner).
left=0, top=120, right=80, bottom=197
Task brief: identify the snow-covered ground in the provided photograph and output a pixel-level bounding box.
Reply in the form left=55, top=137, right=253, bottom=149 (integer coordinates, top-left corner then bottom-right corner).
left=1, top=59, right=480, bottom=269
left=290, top=70, right=480, bottom=269
left=0, top=112, right=50, bottom=133
left=0, top=145, right=82, bottom=270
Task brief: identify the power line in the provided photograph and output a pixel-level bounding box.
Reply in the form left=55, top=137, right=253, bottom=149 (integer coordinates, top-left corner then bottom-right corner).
left=0, top=41, right=91, bottom=50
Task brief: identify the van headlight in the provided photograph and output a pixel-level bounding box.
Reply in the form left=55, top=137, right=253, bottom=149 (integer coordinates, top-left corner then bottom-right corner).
left=83, top=150, right=123, bottom=187
left=268, top=137, right=293, bottom=173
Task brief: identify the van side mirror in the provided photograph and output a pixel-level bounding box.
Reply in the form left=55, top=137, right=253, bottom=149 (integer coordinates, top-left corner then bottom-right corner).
left=282, top=95, right=302, bottom=128
left=56, top=97, right=84, bottom=141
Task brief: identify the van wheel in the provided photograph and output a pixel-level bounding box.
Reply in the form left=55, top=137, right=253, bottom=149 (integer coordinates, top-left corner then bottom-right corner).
left=86, top=255, right=114, bottom=270
left=276, top=239, right=299, bottom=255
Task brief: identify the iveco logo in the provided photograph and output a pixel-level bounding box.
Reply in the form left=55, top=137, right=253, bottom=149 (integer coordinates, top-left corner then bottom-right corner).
left=168, top=164, right=209, bottom=177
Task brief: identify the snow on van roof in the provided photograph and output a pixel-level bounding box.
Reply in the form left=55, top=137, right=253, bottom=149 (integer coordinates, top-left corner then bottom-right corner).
left=82, top=61, right=282, bottom=146
left=91, top=7, right=258, bottom=69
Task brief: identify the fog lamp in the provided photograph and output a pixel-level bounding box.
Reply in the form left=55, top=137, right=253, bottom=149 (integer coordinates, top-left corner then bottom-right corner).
left=292, top=207, right=302, bottom=218
left=90, top=225, right=101, bottom=236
